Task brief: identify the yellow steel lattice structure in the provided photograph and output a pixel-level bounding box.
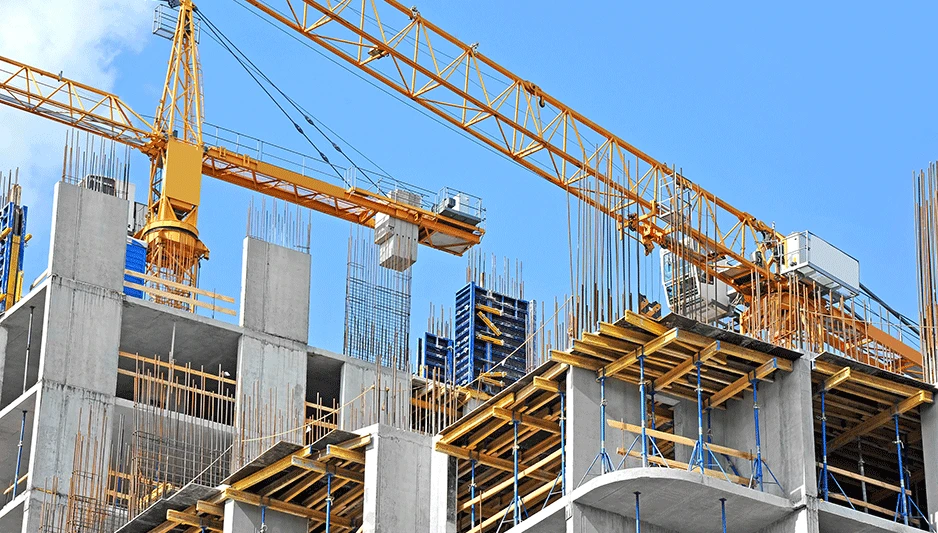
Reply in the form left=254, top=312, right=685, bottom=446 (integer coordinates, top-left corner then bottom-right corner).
left=240, top=0, right=922, bottom=376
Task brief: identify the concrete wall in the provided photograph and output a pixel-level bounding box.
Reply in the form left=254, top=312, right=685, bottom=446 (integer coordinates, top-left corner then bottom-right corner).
left=239, top=237, right=311, bottom=343
left=565, top=366, right=642, bottom=489
left=360, top=424, right=433, bottom=533
left=223, top=499, right=307, bottom=533
left=21, top=183, right=127, bottom=533
left=339, top=359, right=411, bottom=432
left=428, top=441, right=458, bottom=533
left=672, top=358, right=816, bottom=503
left=920, top=402, right=938, bottom=527
left=567, top=503, right=679, bottom=533
left=235, top=238, right=311, bottom=462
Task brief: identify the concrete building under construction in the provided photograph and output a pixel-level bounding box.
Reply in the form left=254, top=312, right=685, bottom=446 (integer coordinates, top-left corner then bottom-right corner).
left=1, top=1, right=938, bottom=533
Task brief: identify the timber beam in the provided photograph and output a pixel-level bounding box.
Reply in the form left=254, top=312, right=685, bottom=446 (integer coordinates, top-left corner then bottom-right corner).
left=828, top=390, right=931, bottom=452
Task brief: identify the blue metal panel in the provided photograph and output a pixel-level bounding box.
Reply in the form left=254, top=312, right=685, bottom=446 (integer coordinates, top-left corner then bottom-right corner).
left=452, top=282, right=532, bottom=393
left=123, top=238, right=147, bottom=298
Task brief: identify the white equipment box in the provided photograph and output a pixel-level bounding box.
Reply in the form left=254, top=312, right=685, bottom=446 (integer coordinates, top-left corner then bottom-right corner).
left=780, top=231, right=859, bottom=296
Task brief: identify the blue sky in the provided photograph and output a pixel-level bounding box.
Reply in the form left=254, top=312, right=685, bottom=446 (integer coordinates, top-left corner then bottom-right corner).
left=7, top=1, right=938, bottom=355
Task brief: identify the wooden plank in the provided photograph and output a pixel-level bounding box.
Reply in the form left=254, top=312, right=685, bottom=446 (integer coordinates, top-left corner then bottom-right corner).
left=608, top=420, right=754, bottom=461
left=599, top=322, right=655, bottom=344
left=125, top=282, right=237, bottom=316
left=196, top=500, right=225, bottom=516
left=476, top=333, right=505, bottom=346
left=477, top=311, right=502, bottom=336
left=621, top=311, right=669, bottom=335
left=821, top=367, right=851, bottom=393
left=166, top=510, right=223, bottom=531
left=828, top=390, right=930, bottom=452
left=653, top=341, right=720, bottom=392
left=322, top=444, right=365, bottom=464
left=434, top=442, right=555, bottom=483
left=532, top=376, right=561, bottom=393
left=814, top=360, right=932, bottom=399
left=705, top=358, right=784, bottom=410
left=223, top=488, right=352, bottom=528
left=476, top=303, right=503, bottom=316
left=617, top=449, right=750, bottom=486
left=550, top=350, right=603, bottom=372
left=601, top=328, right=680, bottom=378
left=827, top=492, right=898, bottom=517
left=817, top=463, right=909, bottom=495
left=492, top=408, right=561, bottom=434
left=440, top=395, right=516, bottom=445
left=231, top=447, right=313, bottom=491
left=126, top=269, right=236, bottom=303
left=458, top=449, right=562, bottom=512
left=337, top=434, right=371, bottom=450
left=467, top=478, right=556, bottom=533
left=291, top=456, right=364, bottom=483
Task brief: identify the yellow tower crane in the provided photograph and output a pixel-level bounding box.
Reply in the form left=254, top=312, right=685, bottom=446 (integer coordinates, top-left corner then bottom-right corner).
left=239, top=0, right=923, bottom=377
left=0, top=0, right=483, bottom=309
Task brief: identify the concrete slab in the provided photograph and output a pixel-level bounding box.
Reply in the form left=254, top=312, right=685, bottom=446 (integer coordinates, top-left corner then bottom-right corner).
left=115, top=483, right=219, bottom=533
left=119, top=297, right=241, bottom=372
left=504, top=498, right=566, bottom=533
left=817, top=500, right=925, bottom=533
left=572, top=468, right=792, bottom=533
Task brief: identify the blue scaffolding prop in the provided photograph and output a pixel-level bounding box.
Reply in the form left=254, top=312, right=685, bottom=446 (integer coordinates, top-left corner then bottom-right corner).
left=688, top=356, right=731, bottom=481
left=634, top=491, right=641, bottom=533
left=497, top=420, right=527, bottom=532
left=749, top=378, right=782, bottom=492
left=891, top=414, right=931, bottom=528
left=619, top=350, right=668, bottom=469
left=542, top=391, right=566, bottom=510
left=818, top=389, right=854, bottom=508
left=579, top=369, right=614, bottom=486
left=470, top=459, right=478, bottom=527
left=324, top=471, right=334, bottom=532
left=720, top=498, right=727, bottom=533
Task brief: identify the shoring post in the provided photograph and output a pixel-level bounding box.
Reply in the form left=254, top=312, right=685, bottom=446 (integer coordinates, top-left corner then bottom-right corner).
left=706, top=407, right=714, bottom=470
left=857, top=439, right=868, bottom=513
left=752, top=378, right=764, bottom=491
left=691, top=356, right=705, bottom=472
left=580, top=369, right=613, bottom=485
left=259, top=504, right=268, bottom=533
left=634, top=491, right=641, bottom=533
left=23, top=306, right=33, bottom=393
left=560, top=390, right=566, bottom=495
left=470, top=459, right=478, bottom=527
left=893, top=414, right=909, bottom=525
left=639, top=349, right=649, bottom=467
left=513, top=419, right=521, bottom=526
left=13, top=410, right=26, bottom=497
left=720, top=498, right=727, bottom=533
left=820, top=389, right=829, bottom=501
left=325, top=471, right=334, bottom=532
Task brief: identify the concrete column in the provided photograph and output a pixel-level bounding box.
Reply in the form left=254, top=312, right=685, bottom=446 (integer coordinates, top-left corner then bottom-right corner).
left=920, top=401, right=938, bottom=526
left=428, top=439, right=458, bottom=533
left=235, top=238, right=311, bottom=462
left=565, top=366, right=640, bottom=490
left=223, top=499, right=307, bottom=533
left=339, top=360, right=410, bottom=432
left=361, top=424, right=433, bottom=533
left=759, top=358, right=816, bottom=503
left=239, top=237, right=311, bottom=343
left=22, top=183, right=127, bottom=533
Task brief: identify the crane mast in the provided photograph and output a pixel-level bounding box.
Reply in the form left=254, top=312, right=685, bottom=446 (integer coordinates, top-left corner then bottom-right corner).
left=241, top=0, right=922, bottom=376
left=144, top=0, right=209, bottom=298
left=0, top=1, right=483, bottom=311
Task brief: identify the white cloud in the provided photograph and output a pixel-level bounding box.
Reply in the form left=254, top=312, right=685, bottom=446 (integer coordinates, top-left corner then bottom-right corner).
left=0, top=0, right=150, bottom=209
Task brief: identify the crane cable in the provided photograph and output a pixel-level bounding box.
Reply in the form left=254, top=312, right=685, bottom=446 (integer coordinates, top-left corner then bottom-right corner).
left=195, top=7, right=388, bottom=193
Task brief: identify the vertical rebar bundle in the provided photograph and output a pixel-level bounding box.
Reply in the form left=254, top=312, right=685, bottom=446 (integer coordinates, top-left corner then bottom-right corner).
left=915, top=163, right=938, bottom=384
left=344, top=226, right=412, bottom=371
left=60, top=130, right=132, bottom=199
left=246, top=196, right=312, bottom=253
